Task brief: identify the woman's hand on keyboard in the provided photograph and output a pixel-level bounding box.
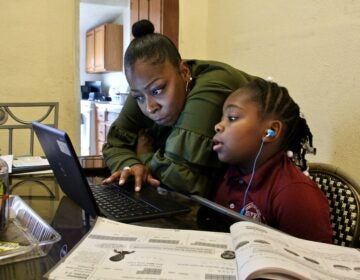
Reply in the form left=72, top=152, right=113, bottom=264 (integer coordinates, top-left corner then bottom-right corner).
left=102, top=163, right=160, bottom=192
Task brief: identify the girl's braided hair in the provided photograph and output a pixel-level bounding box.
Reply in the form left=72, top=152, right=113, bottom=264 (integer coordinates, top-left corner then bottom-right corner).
left=244, top=78, right=316, bottom=171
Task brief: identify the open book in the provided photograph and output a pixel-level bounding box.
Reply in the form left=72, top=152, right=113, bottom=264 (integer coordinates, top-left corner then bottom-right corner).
left=44, top=217, right=360, bottom=280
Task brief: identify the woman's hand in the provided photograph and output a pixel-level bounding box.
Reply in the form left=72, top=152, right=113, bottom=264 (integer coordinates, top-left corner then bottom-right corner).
left=102, top=163, right=160, bottom=192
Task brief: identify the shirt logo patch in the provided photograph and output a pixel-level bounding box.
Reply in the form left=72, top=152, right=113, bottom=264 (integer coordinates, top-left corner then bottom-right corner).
left=242, top=202, right=264, bottom=223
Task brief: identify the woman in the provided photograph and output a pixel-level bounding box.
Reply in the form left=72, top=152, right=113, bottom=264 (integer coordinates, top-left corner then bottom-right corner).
left=102, top=20, right=256, bottom=196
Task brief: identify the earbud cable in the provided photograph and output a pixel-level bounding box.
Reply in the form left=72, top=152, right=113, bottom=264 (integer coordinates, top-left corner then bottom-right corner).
left=240, top=138, right=265, bottom=215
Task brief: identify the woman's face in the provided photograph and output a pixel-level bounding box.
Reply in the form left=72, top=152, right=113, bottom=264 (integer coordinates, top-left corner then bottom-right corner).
left=126, top=59, right=188, bottom=126
left=213, top=89, right=268, bottom=168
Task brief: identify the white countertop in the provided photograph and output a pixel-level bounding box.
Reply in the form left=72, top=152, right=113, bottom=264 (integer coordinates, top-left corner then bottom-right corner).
left=94, top=102, right=123, bottom=114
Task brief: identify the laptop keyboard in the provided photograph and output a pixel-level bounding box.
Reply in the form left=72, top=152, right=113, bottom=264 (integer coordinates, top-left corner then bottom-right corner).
left=90, top=184, right=161, bottom=219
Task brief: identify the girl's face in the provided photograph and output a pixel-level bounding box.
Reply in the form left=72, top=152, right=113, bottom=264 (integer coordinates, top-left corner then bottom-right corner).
left=126, top=59, right=188, bottom=126
left=213, top=89, right=270, bottom=168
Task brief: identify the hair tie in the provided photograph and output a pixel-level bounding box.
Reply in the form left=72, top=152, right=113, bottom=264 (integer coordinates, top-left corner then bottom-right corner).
left=286, top=150, right=294, bottom=158
left=303, top=167, right=310, bottom=177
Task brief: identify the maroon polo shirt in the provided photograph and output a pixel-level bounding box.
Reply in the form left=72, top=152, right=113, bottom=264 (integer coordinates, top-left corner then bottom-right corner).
left=214, top=152, right=333, bottom=243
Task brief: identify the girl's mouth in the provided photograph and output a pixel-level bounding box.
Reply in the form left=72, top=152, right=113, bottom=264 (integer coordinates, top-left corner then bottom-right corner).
left=212, top=139, right=224, bottom=152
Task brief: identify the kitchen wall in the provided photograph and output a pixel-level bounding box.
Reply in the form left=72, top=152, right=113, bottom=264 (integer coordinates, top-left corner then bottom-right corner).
left=0, top=0, right=79, bottom=154
left=179, top=0, right=360, bottom=183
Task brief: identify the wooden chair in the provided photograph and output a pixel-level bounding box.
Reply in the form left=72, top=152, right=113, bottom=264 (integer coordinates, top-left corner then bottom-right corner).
left=309, top=162, right=360, bottom=247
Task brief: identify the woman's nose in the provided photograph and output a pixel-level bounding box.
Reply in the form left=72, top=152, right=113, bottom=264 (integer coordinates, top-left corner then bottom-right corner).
left=146, top=98, right=158, bottom=113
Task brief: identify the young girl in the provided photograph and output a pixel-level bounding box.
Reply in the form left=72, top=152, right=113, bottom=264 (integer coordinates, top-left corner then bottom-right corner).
left=212, top=78, right=332, bottom=243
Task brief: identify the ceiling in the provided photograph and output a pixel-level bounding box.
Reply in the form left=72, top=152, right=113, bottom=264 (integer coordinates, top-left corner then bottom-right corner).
left=80, top=0, right=128, bottom=34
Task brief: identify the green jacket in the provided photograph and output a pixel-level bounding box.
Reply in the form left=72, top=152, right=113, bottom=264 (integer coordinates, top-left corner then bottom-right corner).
left=102, top=59, right=255, bottom=196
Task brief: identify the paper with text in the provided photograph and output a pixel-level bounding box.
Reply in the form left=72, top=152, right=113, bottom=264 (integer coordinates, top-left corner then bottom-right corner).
left=45, top=217, right=237, bottom=280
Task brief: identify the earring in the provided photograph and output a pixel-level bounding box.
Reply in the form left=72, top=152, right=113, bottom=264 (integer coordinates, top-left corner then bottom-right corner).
left=186, top=76, right=193, bottom=93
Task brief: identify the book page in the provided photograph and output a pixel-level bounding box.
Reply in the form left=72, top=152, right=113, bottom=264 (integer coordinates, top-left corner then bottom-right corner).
left=230, top=221, right=360, bottom=280
left=45, top=217, right=238, bottom=280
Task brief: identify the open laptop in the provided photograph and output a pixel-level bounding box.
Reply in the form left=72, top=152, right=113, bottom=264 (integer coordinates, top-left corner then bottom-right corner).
left=32, top=122, right=190, bottom=223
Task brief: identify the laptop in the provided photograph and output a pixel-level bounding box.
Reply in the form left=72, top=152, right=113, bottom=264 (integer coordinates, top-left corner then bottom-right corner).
left=32, top=122, right=190, bottom=223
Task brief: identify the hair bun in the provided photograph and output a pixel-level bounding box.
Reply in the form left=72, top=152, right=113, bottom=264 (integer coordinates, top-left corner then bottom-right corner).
left=132, top=19, right=155, bottom=38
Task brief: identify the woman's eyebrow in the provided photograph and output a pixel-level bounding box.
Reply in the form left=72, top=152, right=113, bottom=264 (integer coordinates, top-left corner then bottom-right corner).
left=143, top=77, right=163, bottom=90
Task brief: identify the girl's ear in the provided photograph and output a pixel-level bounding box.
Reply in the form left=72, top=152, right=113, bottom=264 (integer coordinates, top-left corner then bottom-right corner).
left=263, top=120, right=283, bottom=142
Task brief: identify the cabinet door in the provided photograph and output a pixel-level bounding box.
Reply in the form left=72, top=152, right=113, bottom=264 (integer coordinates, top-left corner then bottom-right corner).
left=161, top=0, right=179, bottom=47
left=86, top=23, right=123, bottom=73
left=86, top=30, right=95, bottom=72
left=149, top=0, right=161, bottom=33
left=94, top=25, right=106, bottom=72
left=95, top=106, right=121, bottom=155
left=104, top=24, right=123, bottom=72
left=139, top=0, right=149, bottom=20
left=130, top=0, right=179, bottom=47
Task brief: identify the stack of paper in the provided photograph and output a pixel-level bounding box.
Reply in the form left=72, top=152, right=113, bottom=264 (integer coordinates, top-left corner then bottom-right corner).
left=12, top=156, right=49, bottom=167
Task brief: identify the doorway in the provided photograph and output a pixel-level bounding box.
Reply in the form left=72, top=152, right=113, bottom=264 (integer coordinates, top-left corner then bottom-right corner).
left=79, top=0, right=130, bottom=155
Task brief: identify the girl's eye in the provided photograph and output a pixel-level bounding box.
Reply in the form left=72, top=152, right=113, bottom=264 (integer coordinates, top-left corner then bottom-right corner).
left=227, top=116, right=238, bottom=122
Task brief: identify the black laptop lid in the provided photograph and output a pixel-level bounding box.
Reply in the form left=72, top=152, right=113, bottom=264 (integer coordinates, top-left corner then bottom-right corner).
left=32, top=121, right=100, bottom=217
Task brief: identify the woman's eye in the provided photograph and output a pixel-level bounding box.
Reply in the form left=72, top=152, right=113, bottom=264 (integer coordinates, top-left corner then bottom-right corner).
left=151, top=88, right=162, bottom=96
left=133, top=95, right=145, bottom=103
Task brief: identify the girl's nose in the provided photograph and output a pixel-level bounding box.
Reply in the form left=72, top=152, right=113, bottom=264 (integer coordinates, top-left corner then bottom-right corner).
left=214, top=123, right=222, bottom=133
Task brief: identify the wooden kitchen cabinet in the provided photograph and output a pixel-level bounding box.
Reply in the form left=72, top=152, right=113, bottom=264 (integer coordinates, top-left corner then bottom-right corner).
left=131, top=0, right=179, bottom=47
left=95, top=103, right=123, bottom=155
left=86, top=30, right=95, bottom=72
left=86, top=23, right=123, bottom=73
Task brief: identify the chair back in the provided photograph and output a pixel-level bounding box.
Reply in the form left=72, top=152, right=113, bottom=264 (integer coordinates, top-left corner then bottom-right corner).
left=309, top=162, right=360, bottom=247
left=0, top=102, right=59, bottom=156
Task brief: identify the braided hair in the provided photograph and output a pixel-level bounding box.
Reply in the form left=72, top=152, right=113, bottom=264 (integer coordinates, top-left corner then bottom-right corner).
left=124, top=20, right=181, bottom=74
left=243, top=78, right=316, bottom=171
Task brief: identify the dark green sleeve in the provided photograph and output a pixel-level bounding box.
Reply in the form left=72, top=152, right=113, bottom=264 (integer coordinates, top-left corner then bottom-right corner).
left=102, top=96, right=151, bottom=172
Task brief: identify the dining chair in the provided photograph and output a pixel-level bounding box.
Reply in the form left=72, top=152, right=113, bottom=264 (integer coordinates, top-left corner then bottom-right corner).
left=0, top=102, right=59, bottom=198
left=0, top=102, right=58, bottom=155
left=309, top=162, right=360, bottom=247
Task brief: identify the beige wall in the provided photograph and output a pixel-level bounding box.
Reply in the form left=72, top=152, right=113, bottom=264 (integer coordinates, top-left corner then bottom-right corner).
left=180, top=0, right=360, bottom=182
left=2, top=0, right=359, bottom=183
left=0, top=0, right=80, bottom=154
left=179, top=0, right=208, bottom=59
